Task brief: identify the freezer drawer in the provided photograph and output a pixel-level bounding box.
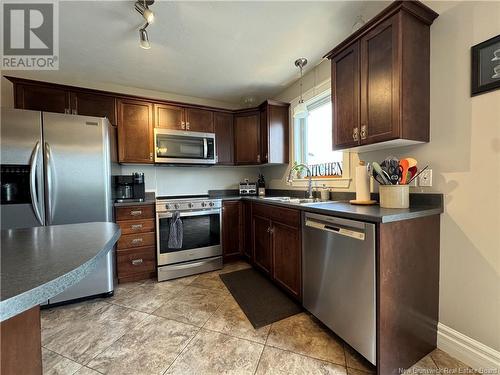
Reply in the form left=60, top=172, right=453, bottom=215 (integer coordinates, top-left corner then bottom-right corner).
left=302, top=212, right=376, bottom=365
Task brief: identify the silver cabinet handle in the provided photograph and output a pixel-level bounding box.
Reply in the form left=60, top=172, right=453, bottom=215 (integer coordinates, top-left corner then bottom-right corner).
left=257, top=154, right=261, bottom=163
left=131, top=259, right=143, bottom=265
left=149, top=152, right=153, bottom=161
left=360, top=125, right=367, bottom=140
left=71, top=109, right=77, bottom=115
left=29, top=141, right=44, bottom=225
left=186, top=122, right=190, bottom=130
left=130, top=224, right=143, bottom=230
left=131, top=238, right=143, bottom=245
left=353, top=127, right=359, bottom=141
left=130, top=210, right=142, bottom=216
left=181, top=121, right=185, bottom=129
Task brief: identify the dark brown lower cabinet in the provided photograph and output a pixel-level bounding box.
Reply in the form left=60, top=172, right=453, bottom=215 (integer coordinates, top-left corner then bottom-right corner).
left=241, top=200, right=253, bottom=259
left=222, top=201, right=242, bottom=261
left=271, top=221, right=301, bottom=298
left=251, top=203, right=302, bottom=300
left=252, top=214, right=272, bottom=275
left=0, top=306, right=42, bottom=375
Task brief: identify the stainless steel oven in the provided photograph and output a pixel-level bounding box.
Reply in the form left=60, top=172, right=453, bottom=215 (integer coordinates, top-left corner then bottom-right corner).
left=156, top=196, right=222, bottom=281
left=154, top=129, right=216, bottom=164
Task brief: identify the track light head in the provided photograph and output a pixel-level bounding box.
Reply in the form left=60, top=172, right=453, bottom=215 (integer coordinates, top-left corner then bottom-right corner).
left=139, top=27, right=151, bottom=49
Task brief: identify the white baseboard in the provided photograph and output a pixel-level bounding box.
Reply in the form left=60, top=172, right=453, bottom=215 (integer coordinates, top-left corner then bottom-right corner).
left=437, top=323, right=500, bottom=371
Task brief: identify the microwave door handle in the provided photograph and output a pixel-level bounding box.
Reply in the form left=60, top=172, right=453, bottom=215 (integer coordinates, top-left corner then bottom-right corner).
left=203, top=138, right=208, bottom=159
left=29, top=141, right=44, bottom=225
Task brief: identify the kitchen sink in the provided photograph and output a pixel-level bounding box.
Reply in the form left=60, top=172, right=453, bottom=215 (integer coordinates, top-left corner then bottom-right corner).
left=260, top=197, right=334, bottom=205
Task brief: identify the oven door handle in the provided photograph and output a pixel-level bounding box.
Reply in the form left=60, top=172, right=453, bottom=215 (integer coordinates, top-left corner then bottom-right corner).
left=157, top=209, right=220, bottom=219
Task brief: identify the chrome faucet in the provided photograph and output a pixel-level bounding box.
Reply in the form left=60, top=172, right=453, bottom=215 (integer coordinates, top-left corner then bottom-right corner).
left=287, top=163, right=313, bottom=199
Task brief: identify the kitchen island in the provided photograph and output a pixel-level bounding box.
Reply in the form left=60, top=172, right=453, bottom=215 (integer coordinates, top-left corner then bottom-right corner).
left=0, top=222, right=121, bottom=375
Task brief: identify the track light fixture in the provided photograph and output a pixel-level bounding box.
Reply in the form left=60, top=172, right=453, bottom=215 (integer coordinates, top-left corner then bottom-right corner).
left=135, top=0, right=154, bottom=49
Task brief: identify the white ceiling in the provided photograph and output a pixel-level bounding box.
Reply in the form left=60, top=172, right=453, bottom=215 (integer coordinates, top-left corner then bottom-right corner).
left=5, top=1, right=389, bottom=105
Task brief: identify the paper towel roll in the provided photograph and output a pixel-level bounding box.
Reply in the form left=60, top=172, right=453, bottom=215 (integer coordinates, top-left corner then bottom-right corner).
left=355, top=163, right=370, bottom=201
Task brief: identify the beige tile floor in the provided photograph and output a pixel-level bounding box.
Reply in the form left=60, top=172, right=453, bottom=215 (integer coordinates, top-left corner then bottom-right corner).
left=41, top=261, right=475, bottom=375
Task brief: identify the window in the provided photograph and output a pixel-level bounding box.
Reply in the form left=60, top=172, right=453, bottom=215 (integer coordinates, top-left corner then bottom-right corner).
left=293, top=94, right=343, bottom=178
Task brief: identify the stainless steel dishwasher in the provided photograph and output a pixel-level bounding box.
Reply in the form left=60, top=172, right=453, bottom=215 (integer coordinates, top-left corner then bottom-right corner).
left=302, top=212, right=376, bottom=365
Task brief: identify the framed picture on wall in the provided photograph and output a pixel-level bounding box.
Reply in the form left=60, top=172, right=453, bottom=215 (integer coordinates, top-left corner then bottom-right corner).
left=471, top=34, right=500, bottom=96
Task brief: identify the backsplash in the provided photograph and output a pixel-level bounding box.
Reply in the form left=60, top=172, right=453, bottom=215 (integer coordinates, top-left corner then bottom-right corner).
left=121, top=165, right=260, bottom=196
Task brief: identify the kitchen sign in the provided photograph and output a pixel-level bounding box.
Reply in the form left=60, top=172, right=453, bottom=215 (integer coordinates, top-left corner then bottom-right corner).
left=1, top=0, right=59, bottom=70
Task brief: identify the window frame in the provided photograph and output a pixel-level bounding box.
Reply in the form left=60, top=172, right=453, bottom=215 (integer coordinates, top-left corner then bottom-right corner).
left=289, top=81, right=351, bottom=189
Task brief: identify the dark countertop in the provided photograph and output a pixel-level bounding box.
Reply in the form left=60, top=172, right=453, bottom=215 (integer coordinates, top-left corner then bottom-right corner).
left=0, top=222, right=121, bottom=322
left=216, top=195, right=443, bottom=224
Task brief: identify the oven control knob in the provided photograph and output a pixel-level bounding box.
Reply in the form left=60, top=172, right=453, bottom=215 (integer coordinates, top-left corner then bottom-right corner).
left=201, top=202, right=207, bottom=207
left=165, top=204, right=170, bottom=209
left=209, top=202, right=214, bottom=207
left=188, top=203, right=193, bottom=208
left=174, top=204, right=180, bottom=209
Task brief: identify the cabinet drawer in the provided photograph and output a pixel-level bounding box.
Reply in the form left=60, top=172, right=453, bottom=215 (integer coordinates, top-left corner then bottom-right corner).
left=252, top=203, right=300, bottom=228
left=117, top=232, right=155, bottom=249
left=117, top=246, right=155, bottom=277
left=117, top=219, right=155, bottom=235
left=115, top=205, right=154, bottom=221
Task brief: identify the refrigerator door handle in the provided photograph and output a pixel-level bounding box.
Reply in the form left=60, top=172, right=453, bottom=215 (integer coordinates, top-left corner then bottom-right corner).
left=29, top=141, right=44, bottom=225
left=44, top=142, right=56, bottom=225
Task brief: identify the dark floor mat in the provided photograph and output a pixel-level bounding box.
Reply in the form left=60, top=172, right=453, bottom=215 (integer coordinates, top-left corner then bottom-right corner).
left=219, top=268, right=302, bottom=328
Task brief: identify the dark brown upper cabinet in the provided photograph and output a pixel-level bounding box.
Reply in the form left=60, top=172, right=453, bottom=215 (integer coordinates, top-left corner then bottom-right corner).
left=325, top=1, right=438, bottom=151
left=214, top=112, right=234, bottom=165
left=154, top=104, right=184, bottom=131
left=70, top=92, right=116, bottom=125
left=234, top=111, right=261, bottom=165
left=185, top=108, right=214, bottom=133
left=260, top=100, right=290, bottom=164
left=154, top=104, right=214, bottom=133
left=331, top=42, right=360, bottom=149
left=14, top=83, right=69, bottom=114
left=117, top=98, right=154, bottom=164
left=6, top=77, right=290, bottom=166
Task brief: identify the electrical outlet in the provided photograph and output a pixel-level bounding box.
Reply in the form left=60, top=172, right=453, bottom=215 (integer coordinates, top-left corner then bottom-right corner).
left=419, top=169, right=432, bottom=187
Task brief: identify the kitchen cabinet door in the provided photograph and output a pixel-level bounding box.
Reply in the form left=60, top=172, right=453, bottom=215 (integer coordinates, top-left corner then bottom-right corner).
left=272, top=221, right=301, bottom=299
left=185, top=108, right=214, bottom=133
left=214, top=112, right=234, bottom=165
left=234, top=112, right=260, bottom=165
left=70, top=91, right=116, bottom=125
left=360, top=15, right=400, bottom=144
left=117, top=99, right=154, bottom=163
left=260, top=101, right=289, bottom=164
left=14, top=83, right=69, bottom=114
left=154, top=104, right=185, bottom=130
left=252, top=214, right=272, bottom=275
left=241, top=201, right=253, bottom=260
left=222, top=201, right=242, bottom=260
left=332, top=42, right=360, bottom=149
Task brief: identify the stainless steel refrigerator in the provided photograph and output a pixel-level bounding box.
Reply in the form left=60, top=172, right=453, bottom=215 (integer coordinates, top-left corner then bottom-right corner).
left=1, top=107, right=118, bottom=304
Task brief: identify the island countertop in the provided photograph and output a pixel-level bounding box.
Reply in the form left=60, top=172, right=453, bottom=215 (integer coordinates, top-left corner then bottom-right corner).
left=0, top=222, right=121, bottom=322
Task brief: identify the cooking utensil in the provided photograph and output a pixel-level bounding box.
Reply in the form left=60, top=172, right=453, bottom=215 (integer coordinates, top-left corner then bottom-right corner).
left=381, top=157, right=402, bottom=184
left=408, top=165, right=429, bottom=184
left=399, top=159, right=410, bottom=184
left=405, top=158, right=417, bottom=168
left=372, top=162, right=391, bottom=185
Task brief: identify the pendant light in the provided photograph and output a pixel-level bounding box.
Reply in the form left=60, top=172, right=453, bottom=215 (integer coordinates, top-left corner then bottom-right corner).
left=135, top=0, right=154, bottom=49
left=293, top=58, right=308, bottom=119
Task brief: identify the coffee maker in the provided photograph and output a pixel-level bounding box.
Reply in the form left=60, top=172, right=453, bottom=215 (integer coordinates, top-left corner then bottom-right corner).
left=113, top=173, right=145, bottom=202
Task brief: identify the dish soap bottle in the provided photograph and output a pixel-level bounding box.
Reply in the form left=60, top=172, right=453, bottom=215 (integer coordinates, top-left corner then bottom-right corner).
left=258, top=174, right=266, bottom=197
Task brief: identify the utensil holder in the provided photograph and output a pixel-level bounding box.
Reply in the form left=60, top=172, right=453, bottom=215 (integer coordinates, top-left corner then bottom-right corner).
left=379, top=185, right=409, bottom=208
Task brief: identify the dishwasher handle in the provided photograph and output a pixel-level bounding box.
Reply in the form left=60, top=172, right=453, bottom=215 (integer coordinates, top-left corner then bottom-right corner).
left=305, top=219, right=366, bottom=240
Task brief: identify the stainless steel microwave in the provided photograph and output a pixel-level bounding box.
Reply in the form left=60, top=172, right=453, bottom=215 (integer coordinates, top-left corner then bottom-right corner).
left=154, top=128, right=216, bottom=164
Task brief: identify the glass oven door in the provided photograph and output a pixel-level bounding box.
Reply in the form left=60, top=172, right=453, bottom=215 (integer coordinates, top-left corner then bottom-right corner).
left=157, top=209, right=221, bottom=265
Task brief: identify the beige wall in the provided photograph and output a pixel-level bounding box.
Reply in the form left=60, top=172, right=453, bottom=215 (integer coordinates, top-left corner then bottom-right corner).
left=272, top=1, right=500, bottom=351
